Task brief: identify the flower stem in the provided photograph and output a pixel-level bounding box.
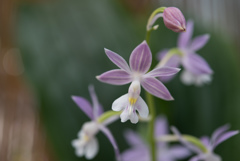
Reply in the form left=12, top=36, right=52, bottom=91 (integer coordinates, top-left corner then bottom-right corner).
left=97, top=111, right=121, bottom=124
left=157, top=48, right=183, bottom=67
left=145, top=30, right=157, bottom=161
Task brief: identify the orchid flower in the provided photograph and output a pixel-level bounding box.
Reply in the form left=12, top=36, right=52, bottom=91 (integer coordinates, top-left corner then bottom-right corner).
left=71, top=85, right=121, bottom=160
left=121, top=116, right=190, bottom=161
left=97, top=41, right=180, bottom=123
left=158, top=20, right=213, bottom=86
left=171, top=125, right=239, bottom=161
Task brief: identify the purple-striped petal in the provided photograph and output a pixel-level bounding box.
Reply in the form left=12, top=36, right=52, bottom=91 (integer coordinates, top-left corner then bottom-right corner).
left=97, top=69, right=132, bottom=85
left=213, top=130, right=239, bottom=148
left=145, top=66, right=180, bottom=77
left=211, top=124, right=230, bottom=145
left=141, top=77, right=173, bottom=100
left=129, top=41, right=152, bottom=74
left=122, top=147, right=149, bottom=161
left=155, top=115, right=168, bottom=137
left=104, top=48, right=131, bottom=73
left=88, top=85, right=103, bottom=118
left=124, top=130, right=145, bottom=146
left=177, top=20, right=194, bottom=48
left=99, top=125, right=121, bottom=161
left=182, top=53, right=213, bottom=75
left=71, top=96, right=94, bottom=119
left=190, top=34, right=210, bottom=51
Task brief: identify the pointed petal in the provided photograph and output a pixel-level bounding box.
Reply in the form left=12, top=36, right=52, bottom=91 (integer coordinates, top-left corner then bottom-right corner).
left=102, top=115, right=119, bottom=126
left=124, top=130, right=144, bottom=146
left=178, top=20, right=194, bottom=48
left=97, top=69, right=132, bottom=85
left=120, top=108, right=130, bottom=123
left=100, top=126, right=121, bottom=161
left=182, top=53, right=213, bottom=75
left=145, top=66, right=180, bottom=77
left=72, top=96, right=93, bottom=119
left=155, top=115, right=168, bottom=137
left=85, top=138, right=99, bottom=159
left=130, top=41, right=152, bottom=74
left=211, top=124, right=230, bottom=144
left=168, top=145, right=191, bottom=159
left=190, top=34, right=210, bottom=51
left=130, top=111, right=139, bottom=124
left=135, top=96, right=149, bottom=118
left=171, top=126, right=202, bottom=154
left=213, top=130, right=239, bottom=148
left=112, top=94, right=128, bottom=111
left=88, top=85, right=103, bottom=118
left=141, top=77, right=173, bottom=100
left=105, top=48, right=131, bottom=73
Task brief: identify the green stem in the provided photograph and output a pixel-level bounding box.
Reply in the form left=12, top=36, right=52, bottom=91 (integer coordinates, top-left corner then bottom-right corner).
left=97, top=111, right=121, bottom=123
left=157, top=48, right=183, bottom=67
left=145, top=30, right=157, bottom=161
left=156, top=134, right=208, bottom=153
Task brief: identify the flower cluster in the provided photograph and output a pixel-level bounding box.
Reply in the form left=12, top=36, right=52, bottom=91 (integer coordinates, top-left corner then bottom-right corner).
left=70, top=6, right=239, bottom=161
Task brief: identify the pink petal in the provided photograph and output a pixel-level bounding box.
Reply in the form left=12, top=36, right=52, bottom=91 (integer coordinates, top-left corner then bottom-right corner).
left=97, top=69, right=132, bottom=85
left=155, top=115, right=168, bottom=137
left=71, top=96, right=93, bottom=119
left=211, top=124, right=230, bottom=144
left=177, top=20, right=194, bottom=48
left=145, top=66, right=180, bottom=78
left=129, top=41, right=152, bottom=74
left=182, top=53, right=213, bottom=75
left=190, top=34, right=210, bottom=51
left=141, top=77, right=173, bottom=100
left=104, top=48, right=131, bottom=73
left=99, top=125, right=121, bottom=161
left=88, top=85, right=103, bottom=119
left=213, top=130, right=239, bottom=148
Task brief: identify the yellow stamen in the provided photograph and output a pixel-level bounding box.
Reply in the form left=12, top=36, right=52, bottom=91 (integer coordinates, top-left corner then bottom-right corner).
left=128, top=97, right=137, bottom=105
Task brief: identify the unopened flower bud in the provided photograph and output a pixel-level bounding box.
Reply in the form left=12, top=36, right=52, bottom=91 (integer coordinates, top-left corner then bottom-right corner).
left=163, top=7, right=186, bottom=32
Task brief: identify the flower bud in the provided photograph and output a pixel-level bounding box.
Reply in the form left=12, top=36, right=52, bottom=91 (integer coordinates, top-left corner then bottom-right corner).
left=163, top=7, right=186, bottom=32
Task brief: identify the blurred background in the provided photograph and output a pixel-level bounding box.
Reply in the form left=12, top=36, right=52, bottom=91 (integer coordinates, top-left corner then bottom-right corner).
left=0, top=0, right=240, bottom=161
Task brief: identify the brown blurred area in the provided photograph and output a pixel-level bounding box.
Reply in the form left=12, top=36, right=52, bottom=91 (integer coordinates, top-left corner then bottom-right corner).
left=0, top=0, right=55, bottom=161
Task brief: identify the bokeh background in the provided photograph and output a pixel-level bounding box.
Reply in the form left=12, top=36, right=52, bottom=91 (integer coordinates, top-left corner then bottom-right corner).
left=0, top=0, right=240, bottom=161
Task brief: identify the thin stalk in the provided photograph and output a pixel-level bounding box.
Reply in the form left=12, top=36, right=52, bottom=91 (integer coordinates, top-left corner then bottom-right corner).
left=145, top=30, right=157, bottom=161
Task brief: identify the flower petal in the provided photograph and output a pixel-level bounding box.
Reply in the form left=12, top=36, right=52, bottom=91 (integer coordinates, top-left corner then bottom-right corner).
left=122, top=147, right=149, bottom=161
left=71, top=96, right=94, bottom=119
left=213, top=130, right=239, bottom=148
left=158, top=49, right=181, bottom=68
left=97, top=69, right=132, bottom=85
left=88, top=85, right=103, bottom=119
left=85, top=137, right=99, bottom=159
left=135, top=96, right=149, bottom=118
left=141, top=77, right=173, bottom=100
left=145, top=66, right=180, bottom=78
left=124, top=130, right=145, bottom=146
left=171, top=126, right=202, bottom=154
left=129, top=41, right=152, bottom=74
left=168, top=145, right=191, bottom=159
left=211, top=124, right=230, bottom=144
left=130, top=111, right=139, bottom=124
left=104, top=48, right=131, bottom=73
left=177, top=20, right=194, bottom=48
left=190, top=34, right=210, bottom=51
left=155, top=115, right=168, bottom=137
left=120, top=108, right=130, bottom=123
left=189, top=155, right=202, bottom=161
left=182, top=53, right=213, bottom=75
left=112, top=94, right=128, bottom=111
left=100, top=125, right=121, bottom=161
